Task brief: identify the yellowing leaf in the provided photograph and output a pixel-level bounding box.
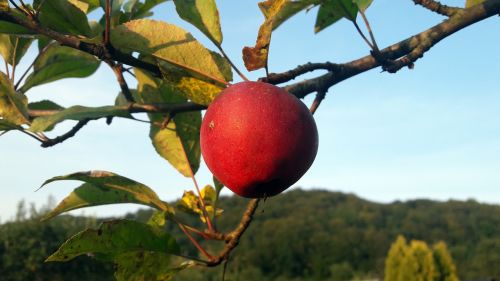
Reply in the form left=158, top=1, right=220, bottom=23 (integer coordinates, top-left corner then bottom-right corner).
left=242, top=0, right=287, bottom=71
left=0, top=72, right=29, bottom=125
left=465, top=0, right=484, bottom=8
left=0, top=0, right=8, bottom=11
left=173, top=0, right=223, bottom=45
left=134, top=68, right=201, bottom=177
left=111, top=19, right=231, bottom=105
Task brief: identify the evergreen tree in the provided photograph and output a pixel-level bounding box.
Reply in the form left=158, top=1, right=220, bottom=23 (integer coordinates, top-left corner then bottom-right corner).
left=384, top=235, right=408, bottom=281
left=433, top=241, right=459, bottom=281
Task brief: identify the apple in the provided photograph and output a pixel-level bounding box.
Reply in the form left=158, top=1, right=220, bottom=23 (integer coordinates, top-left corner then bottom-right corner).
left=200, top=81, right=319, bottom=198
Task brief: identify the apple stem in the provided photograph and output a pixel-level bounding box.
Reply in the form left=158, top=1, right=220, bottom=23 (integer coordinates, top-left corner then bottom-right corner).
left=309, top=89, right=327, bottom=114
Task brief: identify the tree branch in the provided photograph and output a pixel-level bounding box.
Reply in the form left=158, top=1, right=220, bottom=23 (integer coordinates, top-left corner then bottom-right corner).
left=280, top=0, right=500, bottom=99
left=413, top=0, right=462, bottom=17
left=40, top=119, right=91, bottom=148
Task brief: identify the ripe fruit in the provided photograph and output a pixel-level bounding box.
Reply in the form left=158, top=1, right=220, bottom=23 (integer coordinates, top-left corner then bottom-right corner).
left=200, top=81, right=319, bottom=198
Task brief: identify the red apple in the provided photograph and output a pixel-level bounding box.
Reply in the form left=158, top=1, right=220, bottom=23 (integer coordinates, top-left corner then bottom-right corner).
left=200, top=81, right=319, bottom=198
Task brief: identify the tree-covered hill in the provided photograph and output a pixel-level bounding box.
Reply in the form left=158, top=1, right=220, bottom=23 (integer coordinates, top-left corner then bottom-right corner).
left=1, top=190, right=499, bottom=281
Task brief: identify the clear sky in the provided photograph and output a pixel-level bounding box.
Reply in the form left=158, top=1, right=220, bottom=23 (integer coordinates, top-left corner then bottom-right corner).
left=1, top=1, right=499, bottom=221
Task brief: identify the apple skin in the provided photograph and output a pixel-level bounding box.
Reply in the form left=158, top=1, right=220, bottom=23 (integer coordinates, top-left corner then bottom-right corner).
left=200, top=81, right=319, bottom=198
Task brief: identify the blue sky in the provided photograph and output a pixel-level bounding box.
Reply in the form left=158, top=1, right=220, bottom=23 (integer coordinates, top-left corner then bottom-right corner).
left=1, top=1, right=499, bottom=221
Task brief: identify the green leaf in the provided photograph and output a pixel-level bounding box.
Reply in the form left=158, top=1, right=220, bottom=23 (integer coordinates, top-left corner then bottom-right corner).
left=173, top=0, right=223, bottom=45
left=242, top=0, right=287, bottom=71
left=28, top=100, right=64, bottom=111
left=38, top=0, right=92, bottom=36
left=114, top=254, right=193, bottom=281
left=213, top=176, right=224, bottom=197
left=0, top=35, right=34, bottom=65
left=0, top=72, right=29, bottom=125
left=20, top=44, right=100, bottom=93
left=134, top=68, right=201, bottom=177
left=465, top=0, right=484, bottom=8
left=315, top=0, right=358, bottom=33
left=0, top=119, right=22, bottom=132
left=29, top=105, right=129, bottom=132
left=133, top=0, right=168, bottom=19
left=353, top=0, right=373, bottom=11
left=111, top=19, right=232, bottom=105
left=46, top=219, right=180, bottom=262
left=40, top=171, right=172, bottom=220
left=270, top=0, right=319, bottom=30
left=0, top=10, right=36, bottom=35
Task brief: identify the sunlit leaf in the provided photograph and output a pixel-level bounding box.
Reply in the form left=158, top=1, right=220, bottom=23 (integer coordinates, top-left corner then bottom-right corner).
left=315, top=0, right=358, bottom=33
left=465, top=0, right=485, bottom=8
left=242, top=0, right=287, bottom=71
left=177, top=187, right=223, bottom=222
left=270, top=0, right=319, bottom=30
left=134, top=68, right=201, bottom=177
left=0, top=72, right=29, bottom=125
left=46, top=220, right=180, bottom=262
left=111, top=19, right=232, bottom=105
left=29, top=105, right=129, bottom=132
left=40, top=171, right=172, bottom=220
left=38, top=0, right=92, bottom=36
left=173, top=0, right=222, bottom=45
left=20, top=44, right=100, bottom=93
left=0, top=0, right=8, bottom=11
left=68, top=0, right=90, bottom=13
left=0, top=35, right=34, bottom=65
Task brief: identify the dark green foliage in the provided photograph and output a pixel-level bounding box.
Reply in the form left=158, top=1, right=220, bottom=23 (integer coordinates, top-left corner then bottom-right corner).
left=1, top=190, right=499, bottom=281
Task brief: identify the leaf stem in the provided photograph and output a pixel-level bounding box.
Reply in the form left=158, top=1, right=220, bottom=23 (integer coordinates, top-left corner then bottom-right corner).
left=359, top=10, right=379, bottom=51
left=216, top=44, right=248, bottom=82
left=10, top=37, right=19, bottom=82
left=177, top=222, right=213, bottom=260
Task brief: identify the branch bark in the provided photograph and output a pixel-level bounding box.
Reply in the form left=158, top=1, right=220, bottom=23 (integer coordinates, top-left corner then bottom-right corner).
left=276, top=0, right=500, bottom=98
left=413, top=0, right=462, bottom=16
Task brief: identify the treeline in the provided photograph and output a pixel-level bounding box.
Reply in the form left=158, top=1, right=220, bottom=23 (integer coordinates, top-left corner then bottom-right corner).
left=1, top=190, right=499, bottom=281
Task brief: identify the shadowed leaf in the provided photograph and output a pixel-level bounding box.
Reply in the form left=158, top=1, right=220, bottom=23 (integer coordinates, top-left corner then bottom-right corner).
left=0, top=72, right=29, bottom=125
left=28, top=100, right=65, bottom=111
left=29, top=105, right=129, bottom=132
left=40, top=171, right=171, bottom=220
left=134, top=68, right=201, bottom=177
left=173, top=0, right=222, bottom=45
left=38, top=0, right=92, bottom=36
left=21, top=44, right=100, bottom=93
left=0, top=0, right=7, bottom=11
left=114, top=253, right=193, bottom=281
left=315, top=0, right=358, bottom=33
left=46, top=220, right=180, bottom=262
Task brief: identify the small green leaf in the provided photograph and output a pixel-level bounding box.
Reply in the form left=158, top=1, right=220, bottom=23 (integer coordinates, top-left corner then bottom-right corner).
left=0, top=35, right=34, bottom=65
left=315, top=0, right=358, bottom=33
left=465, top=0, right=484, bottom=8
left=133, top=0, right=168, bottom=19
left=111, top=19, right=232, bottom=105
left=147, top=210, right=167, bottom=229
left=40, top=171, right=172, bottom=220
left=0, top=72, right=29, bottom=125
left=114, top=253, right=193, bottom=281
left=46, top=220, right=180, bottom=262
left=353, top=0, right=373, bottom=11
left=134, top=68, right=201, bottom=177
left=173, top=0, right=223, bottom=45
left=213, top=176, right=224, bottom=197
left=29, top=105, right=129, bottom=132
left=38, top=0, right=92, bottom=36
left=28, top=100, right=65, bottom=111
left=242, top=0, right=287, bottom=71
left=21, top=44, right=100, bottom=93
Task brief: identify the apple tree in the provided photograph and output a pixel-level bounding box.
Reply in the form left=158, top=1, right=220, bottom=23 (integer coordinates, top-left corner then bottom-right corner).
left=0, top=0, right=498, bottom=280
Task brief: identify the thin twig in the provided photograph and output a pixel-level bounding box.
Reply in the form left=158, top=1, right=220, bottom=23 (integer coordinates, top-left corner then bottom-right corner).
left=15, top=43, right=50, bottom=90
left=309, top=89, right=327, bottom=115
left=108, top=62, right=135, bottom=102
left=216, top=44, right=248, bottom=82
left=10, top=37, right=19, bottom=81
left=177, top=223, right=213, bottom=260
left=40, top=119, right=91, bottom=148
left=4, top=60, right=10, bottom=78
left=359, top=10, right=379, bottom=51
left=260, top=62, right=340, bottom=85
left=352, top=20, right=374, bottom=49
left=104, top=0, right=111, bottom=46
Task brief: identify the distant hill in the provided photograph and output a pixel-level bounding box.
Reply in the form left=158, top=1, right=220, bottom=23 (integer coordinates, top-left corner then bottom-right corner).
left=1, top=189, right=499, bottom=281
